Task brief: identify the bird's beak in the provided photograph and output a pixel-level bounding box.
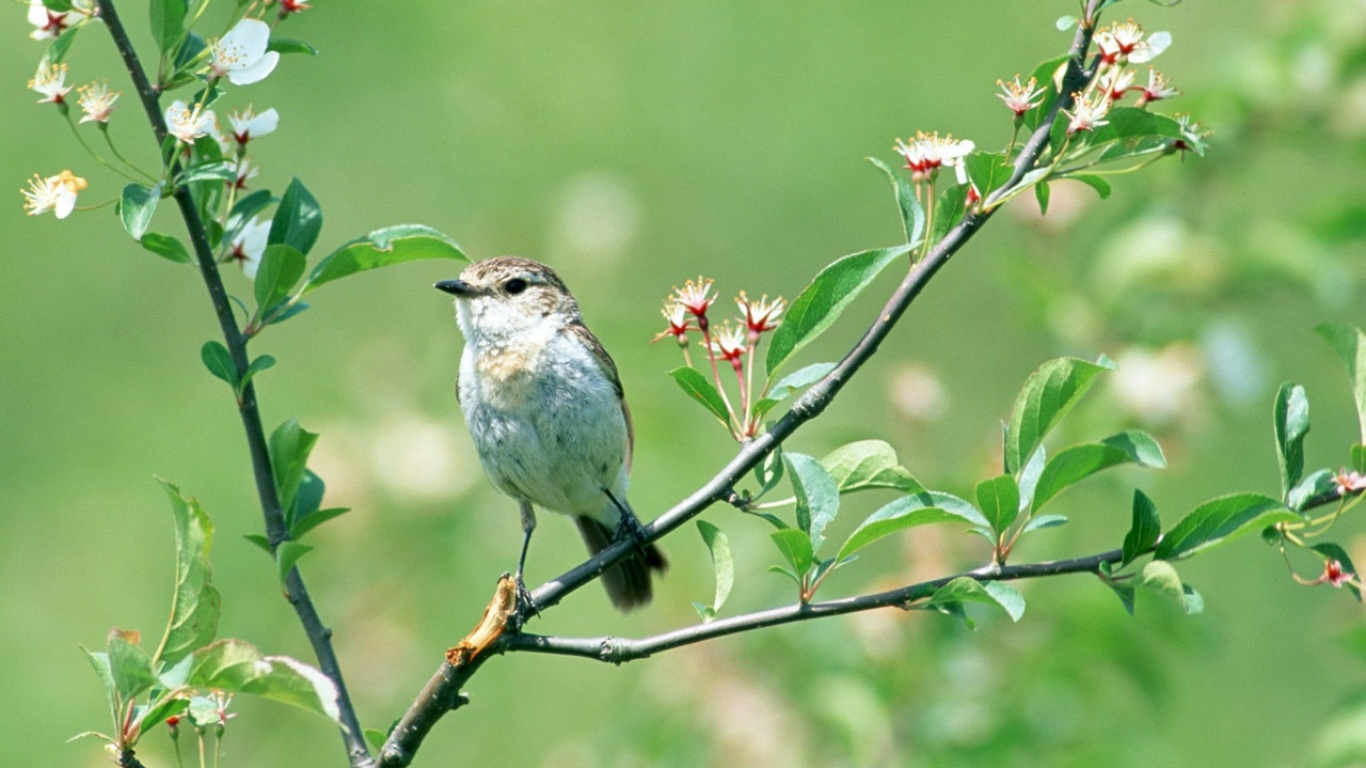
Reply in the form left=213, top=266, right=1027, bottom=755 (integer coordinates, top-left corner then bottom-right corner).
left=434, top=279, right=481, bottom=297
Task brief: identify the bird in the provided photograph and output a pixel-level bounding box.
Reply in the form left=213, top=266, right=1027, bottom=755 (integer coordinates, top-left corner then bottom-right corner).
left=436, top=256, right=666, bottom=612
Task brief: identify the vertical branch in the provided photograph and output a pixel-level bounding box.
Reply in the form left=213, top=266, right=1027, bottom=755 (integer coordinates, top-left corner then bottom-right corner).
left=92, top=3, right=372, bottom=765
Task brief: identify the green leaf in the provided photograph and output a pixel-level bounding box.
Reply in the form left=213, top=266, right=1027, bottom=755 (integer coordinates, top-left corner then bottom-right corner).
left=229, top=189, right=275, bottom=225
left=765, top=244, right=912, bottom=377
left=82, top=648, right=119, bottom=726
left=140, top=232, right=192, bottom=264
left=153, top=480, right=221, bottom=666
left=696, top=521, right=734, bottom=618
left=268, top=178, right=323, bottom=256
left=1122, top=489, right=1161, bottom=568
left=1316, top=323, right=1366, bottom=443
left=837, top=494, right=979, bottom=561
left=243, top=534, right=272, bottom=554
left=1016, top=445, right=1046, bottom=512
left=1034, top=181, right=1051, bottom=215
left=1056, top=14, right=1078, bottom=30
left=784, top=452, right=839, bottom=552
left=1107, top=580, right=1137, bottom=615
left=240, top=355, right=276, bottom=390
left=108, top=629, right=158, bottom=704
left=157, top=654, right=194, bottom=689
left=930, top=184, right=969, bottom=245
left=1023, top=514, right=1068, bottom=533
left=1137, top=560, right=1204, bottom=615
left=253, top=244, right=307, bottom=318
left=364, top=729, right=388, bottom=754
left=120, top=183, right=160, bottom=241
left=976, top=474, right=1021, bottom=535
left=188, top=640, right=341, bottom=723
left=133, top=694, right=190, bottom=742
left=751, top=362, right=836, bottom=419
left=285, top=468, right=326, bottom=533
left=751, top=446, right=786, bottom=502
left=1289, top=469, right=1337, bottom=512
left=199, top=341, right=237, bottom=388
left=1353, top=444, right=1366, bottom=474
left=1088, top=107, right=1184, bottom=148
left=1154, top=493, right=1300, bottom=561
left=819, top=440, right=922, bottom=495
left=1312, top=543, right=1361, bottom=602
left=291, top=508, right=351, bottom=540
left=867, top=156, right=925, bottom=245
left=170, top=31, right=205, bottom=71
left=668, top=367, right=731, bottom=427
left=303, top=224, right=467, bottom=293
left=44, top=25, right=80, bottom=65
left=962, top=151, right=1013, bottom=201
left=768, top=564, right=803, bottom=588
left=1068, top=174, right=1112, bottom=199
left=1003, top=356, right=1114, bottom=474
left=767, top=362, right=835, bottom=401
left=269, top=420, right=320, bottom=514
left=921, top=577, right=1026, bottom=623
left=1023, top=55, right=1069, bottom=133
left=275, top=541, right=314, bottom=586
left=149, top=0, right=186, bottom=53
left=268, top=37, right=319, bottom=56
left=177, top=160, right=236, bottom=185
left=1031, top=430, right=1166, bottom=512
left=771, top=528, right=814, bottom=577
left=1273, top=383, right=1310, bottom=501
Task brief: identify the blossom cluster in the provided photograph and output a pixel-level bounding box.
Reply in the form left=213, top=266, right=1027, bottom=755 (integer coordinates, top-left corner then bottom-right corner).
left=655, top=278, right=786, bottom=440
left=1062, top=19, right=1178, bottom=135
left=19, top=3, right=310, bottom=281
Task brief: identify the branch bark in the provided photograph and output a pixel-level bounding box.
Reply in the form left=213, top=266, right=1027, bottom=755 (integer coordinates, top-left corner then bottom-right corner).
left=509, top=548, right=1127, bottom=662
left=93, top=4, right=371, bottom=764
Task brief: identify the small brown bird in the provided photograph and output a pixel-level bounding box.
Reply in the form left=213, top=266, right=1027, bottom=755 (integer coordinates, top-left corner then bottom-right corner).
left=436, top=257, right=665, bottom=611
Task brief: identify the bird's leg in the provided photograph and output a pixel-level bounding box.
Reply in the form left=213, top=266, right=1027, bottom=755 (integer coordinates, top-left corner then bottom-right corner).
left=514, top=501, right=539, bottom=617
left=604, top=487, right=649, bottom=552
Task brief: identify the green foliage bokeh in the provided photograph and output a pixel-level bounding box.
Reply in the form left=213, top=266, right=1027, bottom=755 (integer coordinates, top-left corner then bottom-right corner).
left=2, top=1, right=1364, bottom=766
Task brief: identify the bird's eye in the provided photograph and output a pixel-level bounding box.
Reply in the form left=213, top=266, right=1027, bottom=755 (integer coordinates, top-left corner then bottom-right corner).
left=504, top=278, right=528, bottom=296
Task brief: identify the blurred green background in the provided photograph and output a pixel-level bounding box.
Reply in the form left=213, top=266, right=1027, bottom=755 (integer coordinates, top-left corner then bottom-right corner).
left=4, top=1, right=1366, bottom=766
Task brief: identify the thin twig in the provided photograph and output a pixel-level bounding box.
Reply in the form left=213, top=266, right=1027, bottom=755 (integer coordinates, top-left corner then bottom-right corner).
left=92, top=3, right=371, bottom=765
left=508, top=548, right=1127, bottom=661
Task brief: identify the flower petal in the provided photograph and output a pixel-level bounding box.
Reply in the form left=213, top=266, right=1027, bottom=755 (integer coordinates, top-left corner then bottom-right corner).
left=228, top=51, right=280, bottom=86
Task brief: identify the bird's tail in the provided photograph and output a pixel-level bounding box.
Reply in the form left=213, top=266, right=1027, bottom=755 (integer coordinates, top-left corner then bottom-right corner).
left=574, top=516, right=667, bottom=612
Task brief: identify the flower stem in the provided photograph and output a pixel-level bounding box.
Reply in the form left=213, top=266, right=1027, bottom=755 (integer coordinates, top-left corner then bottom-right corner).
left=99, top=124, right=160, bottom=183
left=700, top=322, right=741, bottom=438
left=63, top=110, right=152, bottom=183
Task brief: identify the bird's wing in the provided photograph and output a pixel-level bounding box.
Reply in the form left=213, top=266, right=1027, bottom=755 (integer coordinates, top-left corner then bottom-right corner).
left=566, top=320, right=633, bottom=473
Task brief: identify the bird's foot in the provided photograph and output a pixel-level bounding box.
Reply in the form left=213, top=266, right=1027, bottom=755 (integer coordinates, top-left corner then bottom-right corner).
left=512, top=571, right=540, bottom=623
left=613, top=507, right=652, bottom=558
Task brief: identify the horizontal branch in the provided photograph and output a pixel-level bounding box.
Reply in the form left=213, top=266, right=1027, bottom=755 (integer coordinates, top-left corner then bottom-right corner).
left=508, top=547, right=1127, bottom=662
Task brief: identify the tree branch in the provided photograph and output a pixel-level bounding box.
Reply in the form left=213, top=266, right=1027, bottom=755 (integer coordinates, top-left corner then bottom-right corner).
left=92, top=4, right=371, bottom=764
left=507, top=548, right=1127, bottom=662
left=379, top=5, right=1107, bottom=765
